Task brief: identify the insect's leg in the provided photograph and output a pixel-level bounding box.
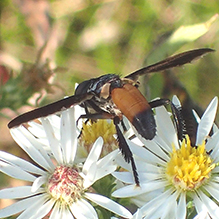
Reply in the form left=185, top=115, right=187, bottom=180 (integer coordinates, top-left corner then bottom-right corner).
left=149, top=98, right=185, bottom=141
left=77, top=112, right=114, bottom=124
left=113, top=116, right=140, bottom=186
left=77, top=112, right=115, bottom=138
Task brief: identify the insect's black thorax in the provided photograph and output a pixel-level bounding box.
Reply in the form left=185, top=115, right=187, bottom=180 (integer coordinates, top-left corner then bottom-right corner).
left=75, top=74, right=123, bottom=115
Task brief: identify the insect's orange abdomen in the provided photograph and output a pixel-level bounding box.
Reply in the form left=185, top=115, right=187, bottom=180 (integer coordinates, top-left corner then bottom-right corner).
left=111, top=83, right=156, bottom=139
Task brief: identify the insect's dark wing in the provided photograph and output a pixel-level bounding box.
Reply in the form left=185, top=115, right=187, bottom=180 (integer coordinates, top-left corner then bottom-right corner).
left=8, top=93, right=93, bottom=128
left=125, top=48, right=215, bottom=81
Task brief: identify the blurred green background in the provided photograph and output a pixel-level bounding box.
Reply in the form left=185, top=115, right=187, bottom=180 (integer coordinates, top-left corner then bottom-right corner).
left=0, top=0, right=219, bottom=216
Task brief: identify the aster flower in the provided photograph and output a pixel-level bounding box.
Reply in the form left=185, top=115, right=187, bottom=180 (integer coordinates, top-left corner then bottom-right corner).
left=0, top=107, right=132, bottom=219
left=112, top=96, right=219, bottom=219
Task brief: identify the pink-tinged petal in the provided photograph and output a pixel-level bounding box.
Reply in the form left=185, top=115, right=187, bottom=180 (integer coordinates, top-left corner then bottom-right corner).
left=196, top=97, right=218, bottom=145
left=60, top=107, right=77, bottom=164
left=70, top=199, right=98, bottom=219
left=0, top=160, right=36, bottom=182
left=85, top=193, right=132, bottom=219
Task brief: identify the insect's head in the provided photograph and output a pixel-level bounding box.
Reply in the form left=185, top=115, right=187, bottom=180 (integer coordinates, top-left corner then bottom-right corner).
left=75, top=74, right=121, bottom=99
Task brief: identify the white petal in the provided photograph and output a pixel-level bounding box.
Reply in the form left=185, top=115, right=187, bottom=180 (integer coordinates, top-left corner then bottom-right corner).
left=14, top=125, right=54, bottom=169
left=82, top=137, right=103, bottom=174
left=196, top=97, right=218, bottom=145
left=0, top=194, right=45, bottom=218
left=41, top=118, right=63, bottom=164
left=154, top=191, right=178, bottom=219
left=139, top=188, right=175, bottom=218
left=204, top=183, right=219, bottom=203
left=0, top=151, right=45, bottom=175
left=208, top=180, right=219, bottom=190
left=60, top=107, right=77, bottom=164
left=70, top=199, right=98, bottom=219
left=133, top=209, right=143, bottom=219
left=0, top=160, right=36, bottom=181
left=193, top=193, right=209, bottom=218
left=97, top=149, right=119, bottom=168
left=94, top=164, right=117, bottom=183
left=194, top=210, right=210, bottom=219
left=115, top=149, right=164, bottom=174
left=155, top=106, right=178, bottom=148
left=31, top=175, right=48, bottom=192
left=29, top=198, right=55, bottom=219
left=85, top=193, right=132, bottom=218
left=49, top=202, right=62, bottom=219
left=112, top=171, right=134, bottom=184
left=130, top=139, right=168, bottom=165
left=112, top=180, right=167, bottom=198
left=10, top=127, right=54, bottom=171
left=17, top=194, right=50, bottom=219
left=205, top=131, right=219, bottom=160
left=176, top=192, right=186, bottom=219
left=172, top=95, right=181, bottom=107
left=81, top=161, right=97, bottom=188
left=0, top=186, right=44, bottom=199
left=197, top=189, right=219, bottom=219
left=193, top=109, right=201, bottom=123
left=51, top=202, right=75, bottom=219
left=113, top=171, right=162, bottom=184
left=60, top=207, right=75, bottom=219
left=28, top=121, right=50, bottom=140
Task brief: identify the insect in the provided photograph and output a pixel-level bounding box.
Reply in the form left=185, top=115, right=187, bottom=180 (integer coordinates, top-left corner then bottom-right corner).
left=8, top=48, right=214, bottom=185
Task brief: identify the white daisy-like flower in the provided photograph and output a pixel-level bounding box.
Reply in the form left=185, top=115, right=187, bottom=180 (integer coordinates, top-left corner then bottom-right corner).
left=112, top=96, right=219, bottom=219
left=0, top=107, right=132, bottom=219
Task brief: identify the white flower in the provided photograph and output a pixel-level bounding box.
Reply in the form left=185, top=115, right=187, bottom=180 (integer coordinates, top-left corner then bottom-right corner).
left=0, top=107, right=132, bottom=219
left=112, top=96, right=219, bottom=219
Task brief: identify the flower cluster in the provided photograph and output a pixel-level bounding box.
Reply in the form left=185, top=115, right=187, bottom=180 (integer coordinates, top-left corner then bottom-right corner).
left=0, top=95, right=219, bottom=219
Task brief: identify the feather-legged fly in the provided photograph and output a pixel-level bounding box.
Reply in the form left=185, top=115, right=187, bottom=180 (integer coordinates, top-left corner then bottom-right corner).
left=8, top=48, right=214, bottom=185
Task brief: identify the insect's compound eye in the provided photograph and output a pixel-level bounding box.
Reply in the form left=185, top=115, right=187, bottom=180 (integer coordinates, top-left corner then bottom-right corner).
left=75, top=80, right=93, bottom=95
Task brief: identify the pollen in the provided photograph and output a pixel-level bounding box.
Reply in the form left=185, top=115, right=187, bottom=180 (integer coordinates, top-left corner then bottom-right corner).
left=47, top=165, right=84, bottom=205
left=166, top=135, right=215, bottom=191
left=79, top=119, right=118, bottom=156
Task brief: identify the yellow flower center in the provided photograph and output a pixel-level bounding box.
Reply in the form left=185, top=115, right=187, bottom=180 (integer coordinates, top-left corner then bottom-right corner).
left=79, top=119, right=118, bottom=156
left=166, top=135, right=215, bottom=191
